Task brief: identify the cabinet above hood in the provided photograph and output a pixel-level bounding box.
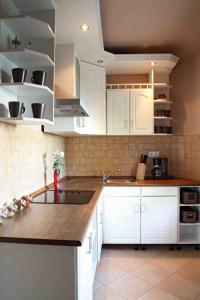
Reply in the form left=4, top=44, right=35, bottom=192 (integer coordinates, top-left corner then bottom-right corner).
left=54, top=44, right=89, bottom=117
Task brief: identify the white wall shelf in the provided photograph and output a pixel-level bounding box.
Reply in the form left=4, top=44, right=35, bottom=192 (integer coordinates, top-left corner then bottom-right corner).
left=0, top=49, right=54, bottom=67
left=154, top=116, right=173, bottom=120
left=179, top=223, right=200, bottom=226
left=154, top=83, right=172, bottom=89
left=180, top=204, right=200, bottom=206
left=0, top=117, right=53, bottom=126
left=179, top=233, right=199, bottom=244
left=1, top=15, right=55, bottom=40
left=0, top=82, right=53, bottom=97
left=154, top=99, right=172, bottom=104
left=154, top=133, right=173, bottom=136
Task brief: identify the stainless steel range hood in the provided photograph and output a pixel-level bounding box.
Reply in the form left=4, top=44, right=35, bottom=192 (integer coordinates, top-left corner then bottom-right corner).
left=54, top=44, right=89, bottom=117
left=55, top=85, right=89, bottom=117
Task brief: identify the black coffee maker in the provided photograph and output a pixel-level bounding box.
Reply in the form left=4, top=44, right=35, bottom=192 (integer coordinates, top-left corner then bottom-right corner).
left=151, top=158, right=168, bottom=179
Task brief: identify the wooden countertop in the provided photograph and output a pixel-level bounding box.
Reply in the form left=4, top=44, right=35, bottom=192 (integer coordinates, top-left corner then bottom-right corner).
left=0, top=177, right=200, bottom=246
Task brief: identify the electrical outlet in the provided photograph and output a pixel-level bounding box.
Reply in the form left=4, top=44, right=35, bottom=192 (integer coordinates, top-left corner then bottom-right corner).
left=148, top=151, right=160, bottom=158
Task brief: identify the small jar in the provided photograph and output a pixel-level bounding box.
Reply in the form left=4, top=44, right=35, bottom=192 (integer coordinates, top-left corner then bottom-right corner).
left=1, top=204, right=9, bottom=220
left=21, top=195, right=32, bottom=207
left=12, top=198, right=22, bottom=213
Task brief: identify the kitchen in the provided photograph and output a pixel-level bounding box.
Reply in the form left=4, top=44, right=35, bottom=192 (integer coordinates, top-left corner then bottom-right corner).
left=0, top=0, right=200, bottom=299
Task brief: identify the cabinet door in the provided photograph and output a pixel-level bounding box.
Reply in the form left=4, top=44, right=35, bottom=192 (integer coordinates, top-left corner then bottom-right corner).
left=107, top=90, right=129, bottom=135
left=78, top=225, right=93, bottom=300
left=141, top=196, right=178, bottom=244
left=97, top=193, right=103, bottom=262
left=130, top=89, right=153, bottom=135
left=78, top=61, right=106, bottom=134
left=104, top=196, right=140, bottom=244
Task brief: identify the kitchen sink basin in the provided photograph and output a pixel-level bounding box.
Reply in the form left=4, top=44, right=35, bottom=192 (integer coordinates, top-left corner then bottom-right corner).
left=106, top=178, right=135, bottom=184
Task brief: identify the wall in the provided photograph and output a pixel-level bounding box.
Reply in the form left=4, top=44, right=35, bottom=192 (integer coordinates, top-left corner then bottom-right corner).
left=171, top=48, right=200, bottom=135
left=107, top=74, right=148, bottom=84
left=0, top=123, right=66, bottom=206
left=65, top=135, right=182, bottom=177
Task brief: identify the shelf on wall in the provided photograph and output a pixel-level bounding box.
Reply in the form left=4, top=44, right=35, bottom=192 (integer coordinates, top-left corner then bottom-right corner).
left=153, top=133, right=173, bottom=136
left=154, top=116, right=173, bottom=120
left=179, top=223, right=200, bottom=226
left=179, top=233, right=200, bottom=244
left=0, top=117, right=53, bottom=126
left=0, top=82, right=53, bottom=97
left=1, top=15, right=55, bottom=40
left=180, top=204, right=200, bottom=206
left=0, top=49, right=54, bottom=67
left=13, top=0, right=55, bottom=11
left=153, top=83, right=172, bottom=89
left=154, top=99, right=172, bottom=104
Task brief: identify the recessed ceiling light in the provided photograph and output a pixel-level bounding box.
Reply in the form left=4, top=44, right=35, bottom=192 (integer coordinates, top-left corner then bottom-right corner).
left=150, top=61, right=156, bottom=66
left=80, top=24, right=89, bottom=32
left=97, top=60, right=103, bottom=63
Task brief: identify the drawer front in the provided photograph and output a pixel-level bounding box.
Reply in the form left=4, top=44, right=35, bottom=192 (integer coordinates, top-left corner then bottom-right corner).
left=142, top=187, right=178, bottom=197
left=103, top=187, right=140, bottom=197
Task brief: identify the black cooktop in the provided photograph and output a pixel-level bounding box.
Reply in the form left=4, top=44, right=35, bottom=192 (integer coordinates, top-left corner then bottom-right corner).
left=31, top=190, right=95, bottom=205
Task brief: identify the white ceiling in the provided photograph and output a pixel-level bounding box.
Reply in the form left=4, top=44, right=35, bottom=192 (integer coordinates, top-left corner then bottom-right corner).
left=54, top=0, right=179, bottom=74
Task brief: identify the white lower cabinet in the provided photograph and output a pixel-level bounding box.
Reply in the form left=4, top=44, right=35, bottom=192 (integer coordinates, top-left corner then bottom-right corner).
left=103, top=186, right=178, bottom=245
left=103, top=187, right=141, bottom=244
left=141, top=196, right=178, bottom=244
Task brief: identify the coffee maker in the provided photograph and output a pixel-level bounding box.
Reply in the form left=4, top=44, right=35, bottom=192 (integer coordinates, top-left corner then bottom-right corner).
left=151, top=158, right=168, bottom=179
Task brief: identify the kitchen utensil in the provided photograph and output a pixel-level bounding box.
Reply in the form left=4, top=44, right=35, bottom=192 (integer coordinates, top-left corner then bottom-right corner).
left=31, top=71, right=46, bottom=85
left=136, top=163, right=146, bottom=180
left=12, top=68, right=27, bottom=83
left=31, top=103, right=45, bottom=118
left=8, top=101, right=25, bottom=118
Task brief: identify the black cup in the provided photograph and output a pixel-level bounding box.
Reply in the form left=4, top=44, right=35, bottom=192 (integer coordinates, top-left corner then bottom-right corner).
left=12, top=68, right=27, bottom=83
left=32, top=103, right=45, bottom=119
left=8, top=101, right=25, bottom=118
left=31, top=71, right=46, bottom=85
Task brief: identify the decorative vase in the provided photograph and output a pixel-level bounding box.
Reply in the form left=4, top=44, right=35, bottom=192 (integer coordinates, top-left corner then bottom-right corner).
left=54, top=169, right=59, bottom=190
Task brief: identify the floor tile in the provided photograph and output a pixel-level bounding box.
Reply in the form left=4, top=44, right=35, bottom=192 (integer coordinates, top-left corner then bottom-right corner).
left=177, top=264, right=200, bottom=284
left=108, top=273, right=152, bottom=299
left=107, top=256, right=147, bottom=273
left=149, top=256, right=190, bottom=273
left=95, top=260, right=125, bottom=285
left=93, top=280, right=103, bottom=291
left=158, top=273, right=200, bottom=300
left=93, top=286, right=126, bottom=300
left=131, top=262, right=172, bottom=285
left=137, top=287, right=180, bottom=300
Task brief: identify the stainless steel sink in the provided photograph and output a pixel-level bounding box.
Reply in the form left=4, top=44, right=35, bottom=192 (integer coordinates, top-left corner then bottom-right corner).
left=106, top=178, right=135, bottom=184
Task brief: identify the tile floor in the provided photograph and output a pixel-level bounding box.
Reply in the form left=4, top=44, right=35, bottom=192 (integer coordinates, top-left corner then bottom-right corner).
left=93, top=245, right=200, bottom=300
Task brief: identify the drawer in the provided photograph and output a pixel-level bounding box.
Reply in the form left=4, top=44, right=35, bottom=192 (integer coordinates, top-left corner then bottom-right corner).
left=103, top=187, right=140, bottom=197
left=142, top=187, right=178, bottom=197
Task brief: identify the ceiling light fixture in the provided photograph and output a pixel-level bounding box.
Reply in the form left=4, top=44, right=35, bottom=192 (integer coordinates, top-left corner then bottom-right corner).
left=80, top=24, right=89, bottom=32
left=97, top=60, right=103, bottom=63
left=150, top=61, right=156, bottom=66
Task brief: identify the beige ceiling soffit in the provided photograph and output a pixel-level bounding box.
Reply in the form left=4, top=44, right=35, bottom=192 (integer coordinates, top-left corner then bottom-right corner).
left=96, top=0, right=104, bottom=53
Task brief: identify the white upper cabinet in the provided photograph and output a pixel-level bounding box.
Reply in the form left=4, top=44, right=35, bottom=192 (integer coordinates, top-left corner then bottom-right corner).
left=107, top=89, right=153, bottom=136
left=130, top=89, right=153, bottom=135
left=78, top=61, right=106, bottom=135
left=107, top=90, right=129, bottom=135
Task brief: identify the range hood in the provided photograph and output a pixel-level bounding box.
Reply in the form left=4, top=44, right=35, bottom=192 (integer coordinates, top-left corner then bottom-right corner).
left=54, top=85, right=89, bottom=117
left=54, top=44, right=89, bottom=117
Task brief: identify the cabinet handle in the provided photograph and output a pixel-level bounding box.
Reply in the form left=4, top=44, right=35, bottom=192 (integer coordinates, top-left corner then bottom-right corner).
left=134, top=204, right=139, bottom=214
left=81, top=117, right=85, bottom=127
left=124, top=120, right=129, bottom=129
left=141, top=203, right=146, bottom=213
left=130, top=120, right=134, bottom=129
left=99, top=212, right=103, bottom=225
left=86, top=233, right=92, bottom=254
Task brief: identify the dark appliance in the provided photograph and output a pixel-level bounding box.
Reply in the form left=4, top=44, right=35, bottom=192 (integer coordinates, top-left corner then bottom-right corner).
left=151, top=157, right=168, bottom=179
left=181, top=207, right=198, bottom=223
left=31, top=190, right=95, bottom=205
left=180, top=188, right=199, bottom=204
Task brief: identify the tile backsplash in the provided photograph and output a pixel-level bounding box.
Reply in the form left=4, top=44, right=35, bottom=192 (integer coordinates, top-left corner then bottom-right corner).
left=0, top=123, right=66, bottom=206
left=65, top=136, right=181, bottom=177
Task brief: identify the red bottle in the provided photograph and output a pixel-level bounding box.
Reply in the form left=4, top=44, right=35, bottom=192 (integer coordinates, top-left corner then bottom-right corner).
left=54, top=169, right=59, bottom=190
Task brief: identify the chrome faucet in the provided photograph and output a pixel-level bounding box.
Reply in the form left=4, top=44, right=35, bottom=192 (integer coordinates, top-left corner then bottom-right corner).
left=103, top=168, right=121, bottom=184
